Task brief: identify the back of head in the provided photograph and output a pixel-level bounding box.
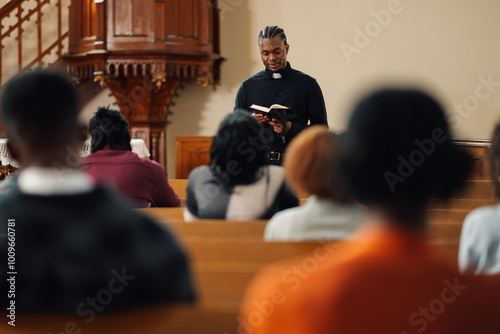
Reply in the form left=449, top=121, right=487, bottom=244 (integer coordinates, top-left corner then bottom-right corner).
left=210, top=110, right=268, bottom=189
left=339, top=88, right=471, bottom=204
left=1, top=70, right=78, bottom=150
left=284, top=126, right=347, bottom=201
left=89, top=106, right=132, bottom=153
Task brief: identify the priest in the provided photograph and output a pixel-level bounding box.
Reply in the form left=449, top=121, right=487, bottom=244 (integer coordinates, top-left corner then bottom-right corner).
left=235, top=26, right=328, bottom=165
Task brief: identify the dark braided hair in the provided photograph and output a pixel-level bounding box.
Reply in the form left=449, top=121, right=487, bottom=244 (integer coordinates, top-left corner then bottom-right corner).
left=489, top=122, right=500, bottom=198
left=89, top=106, right=132, bottom=153
left=258, top=26, right=287, bottom=45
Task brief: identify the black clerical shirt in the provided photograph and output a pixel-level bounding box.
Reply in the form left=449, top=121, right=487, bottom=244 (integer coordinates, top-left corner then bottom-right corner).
left=235, top=62, right=328, bottom=154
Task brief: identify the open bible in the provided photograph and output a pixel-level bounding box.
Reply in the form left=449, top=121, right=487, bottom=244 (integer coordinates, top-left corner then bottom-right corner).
left=249, top=104, right=301, bottom=125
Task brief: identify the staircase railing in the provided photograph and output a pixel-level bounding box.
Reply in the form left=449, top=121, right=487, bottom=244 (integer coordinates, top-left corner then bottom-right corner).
left=0, top=0, right=70, bottom=86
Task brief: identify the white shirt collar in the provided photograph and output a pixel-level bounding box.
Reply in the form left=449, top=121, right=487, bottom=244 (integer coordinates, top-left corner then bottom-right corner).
left=272, top=72, right=282, bottom=79
left=18, top=167, right=94, bottom=196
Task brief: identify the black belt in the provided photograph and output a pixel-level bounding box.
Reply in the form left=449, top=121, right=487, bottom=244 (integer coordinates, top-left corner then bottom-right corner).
left=268, top=151, right=283, bottom=161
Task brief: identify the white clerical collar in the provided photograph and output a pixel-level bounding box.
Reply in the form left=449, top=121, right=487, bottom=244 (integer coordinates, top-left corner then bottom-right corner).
left=272, top=73, right=282, bottom=79
left=18, top=167, right=94, bottom=196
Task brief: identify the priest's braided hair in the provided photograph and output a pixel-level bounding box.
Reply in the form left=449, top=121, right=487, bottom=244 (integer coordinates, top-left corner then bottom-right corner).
left=258, top=26, right=287, bottom=45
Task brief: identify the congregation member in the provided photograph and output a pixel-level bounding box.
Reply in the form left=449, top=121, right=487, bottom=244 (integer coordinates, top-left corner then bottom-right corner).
left=184, top=110, right=298, bottom=220
left=459, top=120, right=500, bottom=274
left=0, top=70, right=194, bottom=311
left=235, top=26, right=328, bottom=165
left=264, top=126, right=365, bottom=241
left=240, top=88, right=500, bottom=334
left=82, top=106, right=180, bottom=208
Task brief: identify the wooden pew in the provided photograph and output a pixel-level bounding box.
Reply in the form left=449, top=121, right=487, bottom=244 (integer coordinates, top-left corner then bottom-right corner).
left=169, top=179, right=188, bottom=206
left=0, top=306, right=239, bottom=334
left=452, top=180, right=495, bottom=200
left=168, top=178, right=310, bottom=206
left=138, top=208, right=466, bottom=250
left=138, top=207, right=185, bottom=221
left=428, top=198, right=497, bottom=210
left=168, top=220, right=267, bottom=238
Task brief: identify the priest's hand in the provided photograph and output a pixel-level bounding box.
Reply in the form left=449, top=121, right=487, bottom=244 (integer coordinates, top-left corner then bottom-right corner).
left=252, top=113, right=270, bottom=124
left=269, top=119, right=291, bottom=134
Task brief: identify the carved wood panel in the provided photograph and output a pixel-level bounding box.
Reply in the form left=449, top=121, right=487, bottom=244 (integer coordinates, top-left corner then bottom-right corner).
left=176, top=136, right=213, bottom=179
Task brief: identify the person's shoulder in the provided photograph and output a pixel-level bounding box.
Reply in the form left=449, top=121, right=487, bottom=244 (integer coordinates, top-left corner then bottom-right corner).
left=189, top=165, right=211, bottom=178
left=240, top=70, right=267, bottom=85
left=188, top=165, right=214, bottom=184
left=288, top=66, right=318, bottom=82
left=141, top=157, right=167, bottom=173
left=464, top=204, right=500, bottom=226
left=265, top=205, right=306, bottom=236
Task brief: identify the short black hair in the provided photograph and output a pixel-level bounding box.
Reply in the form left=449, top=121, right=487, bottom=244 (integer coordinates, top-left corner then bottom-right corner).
left=210, top=110, right=269, bottom=190
left=258, top=26, right=287, bottom=45
left=1, top=70, right=78, bottom=148
left=89, top=106, right=132, bottom=153
left=339, top=88, right=471, bottom=204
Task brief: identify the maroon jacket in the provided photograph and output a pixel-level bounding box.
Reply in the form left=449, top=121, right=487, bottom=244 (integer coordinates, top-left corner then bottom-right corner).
left=82, top=149, right=180, bottom=208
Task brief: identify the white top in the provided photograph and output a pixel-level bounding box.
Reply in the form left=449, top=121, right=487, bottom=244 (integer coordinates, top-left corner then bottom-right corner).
left=18, top=167, right=93, bottom=196
left=184, top=165, right=294, bottom=221
left=459, top=204, right=500, bottom=275
left=264, top=195, right=366, bottom=241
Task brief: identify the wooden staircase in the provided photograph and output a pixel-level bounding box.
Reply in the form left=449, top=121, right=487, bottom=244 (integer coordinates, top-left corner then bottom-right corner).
left=0, top=0, right=69, bottom=85
left=0, top=0, right=69, bottom=137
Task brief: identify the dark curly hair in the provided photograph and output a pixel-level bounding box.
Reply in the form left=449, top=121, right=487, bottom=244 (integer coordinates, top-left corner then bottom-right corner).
left=209, top=110, right=269, bottom=190
left=89, top=106, right=132, bottom=153
left=339, top=88, right=472, bottom=204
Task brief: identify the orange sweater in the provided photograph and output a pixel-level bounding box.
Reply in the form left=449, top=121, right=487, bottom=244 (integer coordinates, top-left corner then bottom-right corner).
left=240, top=225, right=500, bottom=334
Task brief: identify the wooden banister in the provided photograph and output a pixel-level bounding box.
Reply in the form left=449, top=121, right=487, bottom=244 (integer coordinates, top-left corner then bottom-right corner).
left=0, top=0, right=69, bottom=85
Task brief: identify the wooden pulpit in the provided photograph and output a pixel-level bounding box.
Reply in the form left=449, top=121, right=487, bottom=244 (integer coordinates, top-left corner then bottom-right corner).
left=64, top=0, right=222, bottom=169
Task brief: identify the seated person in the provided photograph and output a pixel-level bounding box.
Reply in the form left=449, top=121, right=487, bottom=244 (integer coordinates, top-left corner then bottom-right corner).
left=0, top=70, right=194, bottom=312
left=459, top=121, right=500, bottom=274
left=264, top=126, right=365, bottom=241
left=184, top=110, right=298, bottom=220
left=82, top=107, right=180, bottom=208
left=240, top=88, right=500, bottom=334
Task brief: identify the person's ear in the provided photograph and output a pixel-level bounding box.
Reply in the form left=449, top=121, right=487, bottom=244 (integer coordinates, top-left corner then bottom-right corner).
left=285, top=44, right=289, bottom=54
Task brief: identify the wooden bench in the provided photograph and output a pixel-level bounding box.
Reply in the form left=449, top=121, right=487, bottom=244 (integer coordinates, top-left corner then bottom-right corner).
left=0, top=306, right=239, bottom=334
left=168, top=178, right=310, bottom=206
left=137, top=209, right=466, bottom=250
left=138, top=207, right=185, bottom=220
left=428, top=198, right=498, bottom=210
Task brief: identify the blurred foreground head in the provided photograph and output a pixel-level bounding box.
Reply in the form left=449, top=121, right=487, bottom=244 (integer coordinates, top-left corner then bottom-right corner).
left=284, top=125, right=348, bottom=202
left=0, top=70, right=80, bottom=167
left=339, top=88, right=471, bottom=207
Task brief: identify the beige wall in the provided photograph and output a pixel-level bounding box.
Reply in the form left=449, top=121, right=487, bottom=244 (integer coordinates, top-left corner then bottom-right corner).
left=164, top=0, right=500, bottom=177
